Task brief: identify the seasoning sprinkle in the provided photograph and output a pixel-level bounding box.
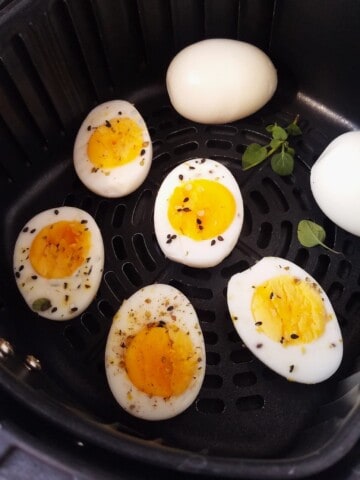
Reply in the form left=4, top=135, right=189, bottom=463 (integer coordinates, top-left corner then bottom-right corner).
left=256, top=343, right=263, bottom=349
left=289, top=365, right=294, bottom=373
left=290, top=333, right=299, bottom=339
left=255, top=321, right=262, bottom=326
left=211, top=239, right=216, bottom=246
left=23, top=227, right=29, bottom=232
left=105, top=120, right=111, bottom=128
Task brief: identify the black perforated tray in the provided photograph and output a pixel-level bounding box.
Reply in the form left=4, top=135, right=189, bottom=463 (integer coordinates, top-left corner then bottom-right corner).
left=0, top=1, right=359, bottom=479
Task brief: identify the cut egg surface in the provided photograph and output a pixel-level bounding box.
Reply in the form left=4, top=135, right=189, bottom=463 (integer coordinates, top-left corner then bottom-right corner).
left=13, top=206, right=104, bottom=321
left=105, top=284, right=206, bottom=420
left=227, top=257, right=343, bottom=384
left=73, top=100, right=152, bottom=198
left=154, top=158, right=244, bottom=268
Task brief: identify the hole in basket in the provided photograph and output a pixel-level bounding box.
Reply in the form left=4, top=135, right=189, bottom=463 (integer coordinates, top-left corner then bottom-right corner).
left=198, top=309, right=215, bottom=324
left=262, top=177, right=289, bottom=212
left=173, top=141, right=198, bottom=155
left=345, top=292, right=360, bottom=317
left=228, top=330, right=240, bottom=343
left=98, top=300, right=116, bottom=319
left=293, top=187, right=312, bottom=211
left=170, top=279, right=213, bottom=300
left=203, top=374, right=223, bottom=389
left=343, top=239, right=355, bottom=256
left=257, top=222, right=273, bottom=249
left=233, top=372, right=257, bottom=387
left=132, top=233, right=156, bottom=271
left=221, top=260, right=250, bottom=279
left=196, top=398, right=225, bottom=414
left=181, top=266, right=212, bottom=281
left=242, top=205, right=252, bottom=236
left=205, top=125, right=238, bottom=136
left=278, top=221, right=292, bottom=257
left=327, top=282, right=344, bottom=303
left=81, top=313, right=100, bottom=334
left=236, top=395, right=264, bottom=411
left=154, top=152, right=171, bottom=166
left=132, top=189, right=153, bottom=227
left=113, top=235, right=126, bottom=261
left=230, top=348, right=253, bottom=364
left=206, top=139, right=232, bottom=150
left=313, top=254, right=330, bottom=283
left=112, top=204, right=126, bottom=228
left=250, top=190, right=270, bottom=214
left=64, top=325, right=86, bottom=350
left=166, top=127, right=197, bottom=142
left=104, top=271, right=127, bottom=302
left=206, top=352, right=220, bottom=365
left=337, top=259, right=352, bottom=279
left=203, top=331, right=218, bottom=345
left=294, top=248, right=309, bottom=269
left=123, top=262, right=142, bottom=287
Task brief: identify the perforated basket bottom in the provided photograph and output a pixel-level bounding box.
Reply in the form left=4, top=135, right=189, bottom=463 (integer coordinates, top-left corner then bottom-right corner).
left=3, top=88, right=360, bottom=460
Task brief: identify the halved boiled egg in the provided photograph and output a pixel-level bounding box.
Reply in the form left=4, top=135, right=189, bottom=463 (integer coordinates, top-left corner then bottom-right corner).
left=227, top=257, right=343, bottom=383
left=13, top=206, right=104, bottom=320
left=154, top=158, right=244, bottom=268
left=73, top=100, right=152, bottom=198
left=105, top=284, right=206, bottom=420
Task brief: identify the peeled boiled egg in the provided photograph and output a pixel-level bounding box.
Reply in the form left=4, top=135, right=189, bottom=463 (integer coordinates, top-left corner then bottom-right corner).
left=105, top=283, right=206, bottom=420
left=13, top=206, right=104, bottom=320
left=227, top=257, right=343, bottom=384
left=310, top=130, right=360, bottom=236
left=166, top=38, right=277, bottom=124
left=154, top=158, right=244, bottom=268
left=73, top=100, right=152, bottom=198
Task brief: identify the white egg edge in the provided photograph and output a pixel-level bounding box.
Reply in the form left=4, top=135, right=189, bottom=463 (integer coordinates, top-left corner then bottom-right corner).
left=105, top=283, right=206, bottom=420
left=13, top=206, right=104, bottom=321
left=73, top=100, right=153, bottom=198
left=154, top=158, right=244, bottom=268
left=227, top=257, right=343, bottom=384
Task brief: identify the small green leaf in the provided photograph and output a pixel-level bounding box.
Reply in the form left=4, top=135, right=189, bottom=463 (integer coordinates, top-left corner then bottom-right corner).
left=271, top=151, right=294, bottom=176
left=266, top=124, right=276, bottom=133
left=32, top=298, right=52, bottom=312
left=297, top=220, right=341, bottom=254
left=286, top=122, right=302, bottom=136
left=270, top=138, right=283, bottom=150
left=271, top=125, right=288, bottom=141
left=286, top=146, right=295, bottom=157
left=242, top=143, right=268, bottom=170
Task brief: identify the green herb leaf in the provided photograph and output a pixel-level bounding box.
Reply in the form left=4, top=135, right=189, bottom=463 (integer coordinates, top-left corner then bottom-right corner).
left=271, top=151, right=294, bottom=176
left=271, top=125, right=288, bottom=141
left=265, top=124, right=276, bottom=133
left=32, top=298, right=52, bottom=312
left=286, top=122, right=302, bottom=136
left=297, top=220, right=341, bottom=254
left=270, top=138, right=283, bottom=150
left=242, top=143, right=268, bottom=170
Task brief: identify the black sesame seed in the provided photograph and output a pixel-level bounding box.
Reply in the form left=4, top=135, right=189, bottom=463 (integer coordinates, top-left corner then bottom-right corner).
left=218, top=235, right=224, bottom=241
left=280, top=336, right=284, bottom=344
left=171, top=234, right=177, bottom=239
left=118, top=111, right=122, bottom=115
left=270, top=292, right=274, bottom=299
left=290, top=333, right=299, bottom=339
left=196, top=218, right=202, bottom=225
left=87, top=125, right=91, bottom=131
left=167, top=306, right=174, bottom=311
left=256, top=343, right=263, bottom=349
left=211, top=240, right=216, bottom=246
left=19, top=265, right=24, bottom=271
left=255, top=321, right=262, bottom=326
left=51, top=307, right=58, bottom=313
left=200, top=158, right=206, bottom=163
left=179, top=174, right=184, bottom=180
left=182, top=207, right=191, bottom=212
left=54, top=209, right=59, bottom=215
left=183, top=197, right=189, bottom=202
left=140, top=149, right=145, bottom=156
left=30, top=229, right=36, bottom=234
left=289, top=365, right=294, bottom=373
left=105, top=120, right=111, bottom=128
left=81, top=219, right=88, bottom=224
left=15, top=272, right=20, bottom=278
left=189, top=166, right=195, bottom=170
left=70, top=307, right=78, bottom=313
left=23, top=227, right=29, bottom=232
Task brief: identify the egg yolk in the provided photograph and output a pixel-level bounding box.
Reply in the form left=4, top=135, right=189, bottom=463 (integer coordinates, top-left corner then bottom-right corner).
left=30, top=220, right=91, bottom=279
left=167, top=178, right=236, bottom=240
left=251, top=275, right=328, bottom=346
left=87, top=117, right=144, bottom=169
left=124, top=324, right=198, bottom=398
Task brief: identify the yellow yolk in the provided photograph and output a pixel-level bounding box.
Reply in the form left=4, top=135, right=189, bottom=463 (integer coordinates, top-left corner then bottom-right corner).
left=30, top=221, right=91, bottom=279
left=124, top=324, right=198, bottom=398
left=167, top=178, right=236, bottom=240
left=251, top=275, right=328, bottom=345
left=87, top=117, right=144, bottom=169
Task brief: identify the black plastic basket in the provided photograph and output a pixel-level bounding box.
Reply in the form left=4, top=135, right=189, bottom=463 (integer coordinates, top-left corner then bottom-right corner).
left=0, top=1, right=359, bottom=478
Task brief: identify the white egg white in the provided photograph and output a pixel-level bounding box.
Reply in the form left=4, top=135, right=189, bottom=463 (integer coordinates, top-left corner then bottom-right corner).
left=154, top=158, right=244, bottom=268
left=13, top=206, right=104, bottom=321
left=105, top=284, right=206, bottom=421
left=73, top=100, right=152, bottom=198
left=166, top=38, right=277, bottom=124
left=310, top=130, right=360, bottom=237
left=227, top=257, right=343, bottom=384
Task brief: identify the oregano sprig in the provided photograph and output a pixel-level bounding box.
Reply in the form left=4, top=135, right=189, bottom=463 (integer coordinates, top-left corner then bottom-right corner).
left=297, top=220, right=341, bottom=254
left=242, top=116, right=302, bottom=176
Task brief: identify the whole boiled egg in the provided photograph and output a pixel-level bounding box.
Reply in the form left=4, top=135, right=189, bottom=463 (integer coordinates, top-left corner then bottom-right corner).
left=227, top=257, right=343, bottom=384
left=166, top=38, right=277, bottom=124
left=105, top=283, right=206, bottom=420
left=13, top=206, right=104, bottom=320
left=154, top=158, right=244, bottom=268
left=310, top=130, right=360, bottom=236
left=73, top=100, right=152, bottom=198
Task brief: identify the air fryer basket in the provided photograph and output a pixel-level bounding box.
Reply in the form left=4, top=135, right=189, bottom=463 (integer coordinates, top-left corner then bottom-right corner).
left=0, top=0, right=359, bottom=478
